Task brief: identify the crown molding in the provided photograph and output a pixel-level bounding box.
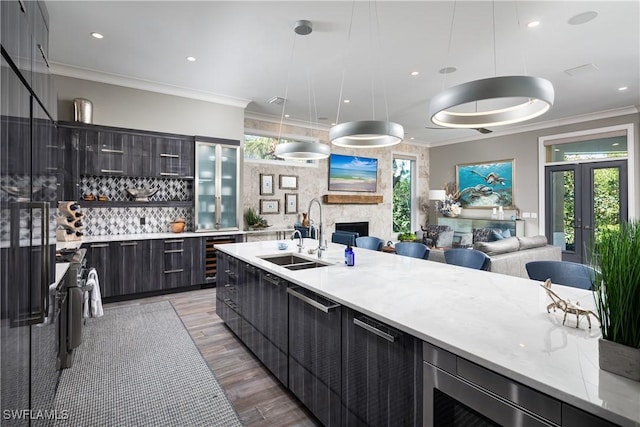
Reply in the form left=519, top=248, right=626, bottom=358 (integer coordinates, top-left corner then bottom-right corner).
left=50, top=62, right=251, bottom=109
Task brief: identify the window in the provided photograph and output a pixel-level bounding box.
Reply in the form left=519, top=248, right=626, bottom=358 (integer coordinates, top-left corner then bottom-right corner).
left=244, top=132, right=316, bottom=165
left=393, top=155, right=417, bottom=234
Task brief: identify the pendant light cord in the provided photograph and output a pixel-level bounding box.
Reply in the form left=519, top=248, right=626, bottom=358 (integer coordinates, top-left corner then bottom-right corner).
left=278, top=33, right=298, bottom=144
left=441, top=1, right=457, bottom=91
left=334, top=1, right=356, bottom=125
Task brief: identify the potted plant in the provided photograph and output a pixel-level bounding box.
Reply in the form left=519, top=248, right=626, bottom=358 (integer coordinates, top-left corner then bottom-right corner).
left=397, top=232, right=417, bottom=242
left=244, top=207, right=269, bottom=230
left=592, top=221, right=640, bottom=381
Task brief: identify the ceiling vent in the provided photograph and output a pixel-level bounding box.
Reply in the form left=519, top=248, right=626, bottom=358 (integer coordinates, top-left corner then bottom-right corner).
left=564, top=63, right=599, bottom=77
left=267, top=96, right=285, bottom=105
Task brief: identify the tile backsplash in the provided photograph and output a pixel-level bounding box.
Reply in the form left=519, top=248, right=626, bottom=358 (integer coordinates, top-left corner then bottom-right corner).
left=83, top=206, right=194, bottom=236
left=80, top=175, right=193, bottom=202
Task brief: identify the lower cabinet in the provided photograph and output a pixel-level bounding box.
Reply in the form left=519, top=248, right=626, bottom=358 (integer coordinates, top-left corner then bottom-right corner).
left=84, top=236, right=203, bottom=299
left=341, top=308, right=423, bottom=426
left=288, top=286, right=342, bottom=426
left=215, top=251, right=242, bottom=337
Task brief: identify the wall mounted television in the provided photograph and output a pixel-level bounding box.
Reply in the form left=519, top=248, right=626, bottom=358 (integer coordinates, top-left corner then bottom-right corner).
left=328, top=154, right=378, bottom=192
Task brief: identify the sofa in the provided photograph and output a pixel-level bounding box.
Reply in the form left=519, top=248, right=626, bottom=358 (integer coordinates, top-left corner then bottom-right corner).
left=428, top=235, right=562, bottom=278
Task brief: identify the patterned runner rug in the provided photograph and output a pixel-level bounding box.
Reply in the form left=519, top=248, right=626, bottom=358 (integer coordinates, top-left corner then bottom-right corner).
left=55, top=301, right=242, bottom=426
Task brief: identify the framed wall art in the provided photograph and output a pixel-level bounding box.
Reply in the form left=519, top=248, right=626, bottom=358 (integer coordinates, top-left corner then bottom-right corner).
left=260, top=174, right=274, bottom=195
left=328, top=153, right=378, bottom=192
left=259, top=199, right=280, bottom=214
left=279, top=175, right=298, bottom=190
left=456, top=159, right=514, bottom=208
left=285, top=193, right=298, bottom=214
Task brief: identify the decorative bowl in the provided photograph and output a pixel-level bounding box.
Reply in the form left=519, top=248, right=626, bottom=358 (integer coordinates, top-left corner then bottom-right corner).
left=170, top=218, right=186, bottom=233
left=126, top=188, right=158, bottom=202
left=277, top=241, right=289, bottom=250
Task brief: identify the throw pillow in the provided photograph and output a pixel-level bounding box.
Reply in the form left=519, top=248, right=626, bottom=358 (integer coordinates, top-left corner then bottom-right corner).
left=473, top=228, right=493, bottom=243
left=518, top=235, right=548, bottom=250
left=436, top=230, right=455, bottom=248
left=491, top=229, right=505, bottom=240
left=474, top=237, right=520, bottom=255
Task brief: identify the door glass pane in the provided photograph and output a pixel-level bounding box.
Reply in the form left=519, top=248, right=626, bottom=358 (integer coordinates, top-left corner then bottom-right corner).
left=550, top=170, right=575, bottom=252
left=219, top=146, right=238, bottom=228
left=196, top=143, right=217, bottom=230
left=593, top=167, right=621, bottom=242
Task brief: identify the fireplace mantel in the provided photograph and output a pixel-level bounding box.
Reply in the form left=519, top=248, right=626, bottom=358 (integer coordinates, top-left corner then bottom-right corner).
left=322, top=195, right=383, bottom=204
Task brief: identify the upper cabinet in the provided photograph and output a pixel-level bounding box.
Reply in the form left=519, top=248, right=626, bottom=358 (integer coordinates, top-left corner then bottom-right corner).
left=153, top=135, right=194, bottom=179
left=195, top=138, right=240, bottom=231
left=61, top=122, right=196, bottom=179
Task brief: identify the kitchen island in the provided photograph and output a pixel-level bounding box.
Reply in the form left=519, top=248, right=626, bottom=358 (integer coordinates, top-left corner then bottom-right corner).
left=216, top=239, right=639, bottom=427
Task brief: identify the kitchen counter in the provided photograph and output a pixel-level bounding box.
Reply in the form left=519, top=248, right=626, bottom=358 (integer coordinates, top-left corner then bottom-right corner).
left=216, top=239, right=640, bottom=427
left=78, top=230, right=243, bottom=243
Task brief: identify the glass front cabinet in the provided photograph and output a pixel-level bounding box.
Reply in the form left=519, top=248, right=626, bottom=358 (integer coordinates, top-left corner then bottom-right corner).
left=195, top=139, right=240, bottom=231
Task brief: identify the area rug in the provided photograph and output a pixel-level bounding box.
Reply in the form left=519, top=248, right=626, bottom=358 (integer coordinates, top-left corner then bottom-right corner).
left=54, top=301, right=242, bottom=427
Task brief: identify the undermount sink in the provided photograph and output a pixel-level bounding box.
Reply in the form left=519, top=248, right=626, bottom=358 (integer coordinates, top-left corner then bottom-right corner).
left=259, top=254, right=332, bottom=270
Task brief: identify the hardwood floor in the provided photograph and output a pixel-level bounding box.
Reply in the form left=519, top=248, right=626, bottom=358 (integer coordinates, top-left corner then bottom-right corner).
left=106, top=288, right=320, bottom=427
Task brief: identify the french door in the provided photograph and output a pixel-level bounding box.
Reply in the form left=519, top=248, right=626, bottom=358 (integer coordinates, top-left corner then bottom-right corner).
left=545, top=160, right=628, bottom=264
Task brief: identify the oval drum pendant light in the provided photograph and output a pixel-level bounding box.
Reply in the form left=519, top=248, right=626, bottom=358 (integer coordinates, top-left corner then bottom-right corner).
left=329, top=1, right=404, bottom=148
left=274, top=20, right=331, bottom=160
left=429, top=75, right=554, bottom=128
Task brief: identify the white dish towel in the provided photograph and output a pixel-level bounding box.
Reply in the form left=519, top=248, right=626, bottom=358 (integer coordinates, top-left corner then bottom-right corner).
left=83, top=268, right=104, bottom=318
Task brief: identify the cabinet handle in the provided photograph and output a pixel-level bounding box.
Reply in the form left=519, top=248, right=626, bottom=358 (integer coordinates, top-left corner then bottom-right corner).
left=353, top=317, right=396, bottom=343
left=160, top=153, right=180, bottom=158
left=100, top=169, right=124, bottom=174
left=160, top=172, right=179, bottom=177
left=263, top=274, right=281, bottom=286
left=287, top=287, right=340, bottom=313
left=223, top=298, right=238, bottom=310
left=165, top=239, right=184, bottom=243
left=18, top=0, right=25, bottom=13
left=90, top=243, right=109, bottom=248
left=120, top=242, right=138, bottom=246
left=164, top=249, right=183, bottom=254
left=101, top=148, right=124, bottom=154
left=37, top=44, right=50, bottom=68
left=244, top=264, right=256, bottom=273
left=225, top=269, right=236, bottom=279
left=164, top=269, right=184, bottom=274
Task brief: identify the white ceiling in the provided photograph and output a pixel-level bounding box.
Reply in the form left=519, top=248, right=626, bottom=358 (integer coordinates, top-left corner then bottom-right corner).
left=46, top=1, right=640, bottom=146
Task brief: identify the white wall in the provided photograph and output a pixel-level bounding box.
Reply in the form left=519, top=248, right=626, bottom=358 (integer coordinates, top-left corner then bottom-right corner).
left=53, top=75, right=245, bottom=141
left=429, top=112, right=640, bottom=236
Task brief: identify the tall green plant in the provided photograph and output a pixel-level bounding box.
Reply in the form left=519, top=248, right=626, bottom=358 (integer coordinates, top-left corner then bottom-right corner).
left=592, top=221, right=640, bottom=348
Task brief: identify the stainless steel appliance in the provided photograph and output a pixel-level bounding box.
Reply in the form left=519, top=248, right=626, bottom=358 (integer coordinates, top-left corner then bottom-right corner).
left=57, top=249, right=88, bottom=369
left=423, top=341, right=563, bottom=426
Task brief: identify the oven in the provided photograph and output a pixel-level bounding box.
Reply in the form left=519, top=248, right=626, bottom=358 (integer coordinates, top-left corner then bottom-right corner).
left=423, top=341, right=562, bottom=427
left=57, top=248, right=88, bottom=369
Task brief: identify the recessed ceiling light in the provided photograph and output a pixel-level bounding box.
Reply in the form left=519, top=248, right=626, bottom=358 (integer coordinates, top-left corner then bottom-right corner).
left=186, top=56, right=196, bottom=62
left=439, top=66, right=457, bottom=74
left=90, top=32, right=104, bottom=39
left=568, top=11, right=598, bottom=26
left=343, top=99, right=350, bottom=103
left=618, top=86, right=628, bottom=91
left=554, top=148, right=560, bottom=152
left=612, top=142, right=620, bottom=146
left=410, top=71, right=419, bottom=76
left=410, top=136, right=415, bottom=140
left=284, top=114, right=290, bottom=118
left=527, top=20, right=540, bottom=28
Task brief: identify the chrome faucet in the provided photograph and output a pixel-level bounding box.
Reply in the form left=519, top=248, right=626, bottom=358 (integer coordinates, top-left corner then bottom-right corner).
left=291, top=229, right=303, bottom=253
left=307, top=197, right=325, bottom=258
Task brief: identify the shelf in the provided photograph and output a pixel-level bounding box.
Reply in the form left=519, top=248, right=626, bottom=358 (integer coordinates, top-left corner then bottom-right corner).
left=80, top=200, right=193, bottom=208
left=322, top=194, right=383, bottom=204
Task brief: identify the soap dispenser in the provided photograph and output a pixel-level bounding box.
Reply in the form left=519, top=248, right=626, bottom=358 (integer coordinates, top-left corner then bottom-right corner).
left=345, top=244, right=355, bottom=267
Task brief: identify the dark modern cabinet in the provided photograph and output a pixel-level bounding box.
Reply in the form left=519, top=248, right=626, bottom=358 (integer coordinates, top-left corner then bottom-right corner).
left=84, top=237, right=204, bottom=300
left=288, top=286, right=342, bottom=426
left=1, top=0, right=58, bottom=422
left=61, top=122, right=195, bottom=179
left=215, top=251, right=242, bottom=337
left=154, top=136, right=194, bottom=178
left=342, top=308, right=423, bottom=426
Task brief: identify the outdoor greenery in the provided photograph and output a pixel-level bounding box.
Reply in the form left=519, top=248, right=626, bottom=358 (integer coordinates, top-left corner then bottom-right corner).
left=392, top=159, right=411, bottom=233
left=562, top=167, right=621, bottom=248
left=244, top=134, right=312, bottom=163
left=592, top=221, right=640, bottom=348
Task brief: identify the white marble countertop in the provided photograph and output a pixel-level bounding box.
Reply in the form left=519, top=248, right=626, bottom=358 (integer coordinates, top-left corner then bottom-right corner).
left=217, top=239, right=640, bottom=427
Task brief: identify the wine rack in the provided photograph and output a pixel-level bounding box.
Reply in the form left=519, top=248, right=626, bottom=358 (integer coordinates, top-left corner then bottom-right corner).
left=56, top=201, right=84, bottom=241
left=205, top=236, right=236, bottom=282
